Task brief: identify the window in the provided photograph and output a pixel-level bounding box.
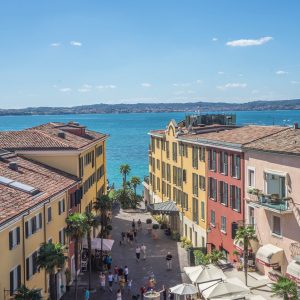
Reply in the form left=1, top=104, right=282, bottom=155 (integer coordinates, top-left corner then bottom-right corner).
left=248, top=207, right=255, bottom=225
left=210, top=210, right=215, bottom=226
left=192, top=147, right=198, bottom=169
left=192, top=173, right=198, bottom=196
left=201, top=201, right=205, bottom=221
left=59, top=229, right=66, bottom=245
left=9, top=227, right=20, bottom=250
left=208, top=149, right=216, bottom=171
left=25, top=214, right=42, bottom=238
left=26, top=251, right=38, bottom=280
left=156, top=159, right=160, bottom=170
left=199, top=147, right=205, bottom=162
left=199, top=176, right=206, bottom=191
left=151, top=137, right=155, bottom=153
left=219, top=152, right=228, bottom=175
left=162, top=140, right=166, bottom=151
left=179, top=143, right=188, bottom=157
left=272, top=216, right=281, bottom=236
left=182, top=193, right=188, bottom=210
left=97, top=165, right=104, bottom=180
left=183, top=170, right=187, bottom=182
left=248, top=168, right=255, bottom=187
left=47, top=207, right=52, bottom=223
left=172, top=142, right=177, bottom=162
left=10, top=265, right=21, bottom=295
left=230, top=186, right=241, bottom=212
left=58, top=199, right=65, bottom=215
left=157, top=177, right=160, bottom=192
left=221, top=216, right=226, bottom=233
left=166, top=141, right=170, bottom=159
left=156, top=138, right=160, bottom=149
left=84, top=151, right=94, bottom=166
left=79, top=157, right=84, bottom=177
left=218, top=181, right=228, bottom=206
left=96, top=145, right=103, bottom=157
left=208, top=177, right=217, bottom=200
left=162, top=162, right=166, bottom=179
left=265, top=173, right=286, bottom=198
left=166, top=164, right=171, bottom=182
left=192, top=198, right=199, bottom=223
left=167, top=184, right=171, bottom=198
left=231, top=154, right=241, bottom=179
left=162, top=181, right=166, bottom=195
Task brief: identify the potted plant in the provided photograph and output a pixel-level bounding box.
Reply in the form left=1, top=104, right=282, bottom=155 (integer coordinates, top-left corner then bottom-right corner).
left=271, top=194, right=280, bottom=203
left=65, top=268, right=71, bottom=292
left=180, top=236, right=187, bottom=248
left=247, top=188, right=253, bottom=195
left=152, top=224, right=159, bottom=239
left=146, top=218, right=152, bottom=233
left=252, top=188, right=260, bottom=196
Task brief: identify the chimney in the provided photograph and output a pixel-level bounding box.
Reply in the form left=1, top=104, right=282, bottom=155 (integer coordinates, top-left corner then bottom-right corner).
left=58, top=131, right=66, bottom=139
left=9, top=162, right=18, bottom=171
left=294, top=122, right=298, bottom=130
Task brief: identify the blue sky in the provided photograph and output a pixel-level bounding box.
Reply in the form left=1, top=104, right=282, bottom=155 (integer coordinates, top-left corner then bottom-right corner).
left=0, top=0, right=300, bottom=108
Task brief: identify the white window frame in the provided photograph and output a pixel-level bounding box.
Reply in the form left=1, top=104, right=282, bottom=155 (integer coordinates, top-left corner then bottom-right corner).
left=248, top=206, right=255, bottom=226
left=10, top=265, right=19, bottom=293
left=264, top=171, right=287, bottom=198
left=59, top=228, right=65, bottom=245
left=10, top=227, right=19, bottom=249
left=221, top=216, right=226, bottom=233
left=247, top=167, right=255, bottom=188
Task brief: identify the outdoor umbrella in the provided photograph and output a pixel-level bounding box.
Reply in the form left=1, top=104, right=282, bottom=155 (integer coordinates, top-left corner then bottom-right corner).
left=83, top=238, right=114, bottom=251
left=198, top=277, right=250, bottom=299
left=169, top=283, right=198, bottom=295
left=184, top=264, right=226, bottom=283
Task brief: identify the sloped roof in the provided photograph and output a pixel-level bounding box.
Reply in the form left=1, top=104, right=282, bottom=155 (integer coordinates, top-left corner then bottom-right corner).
left=148, top=200, right=179, bottom=214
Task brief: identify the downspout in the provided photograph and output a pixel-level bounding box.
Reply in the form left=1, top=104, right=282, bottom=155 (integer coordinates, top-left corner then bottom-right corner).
left=181, top=143, right=184, bottom=235
left=43, top=203, right=47, bottom=293
left=22, top=216, right=26, bottom=286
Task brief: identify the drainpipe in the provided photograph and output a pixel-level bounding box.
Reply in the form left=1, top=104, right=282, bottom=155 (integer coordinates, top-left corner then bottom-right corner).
left=43, top=203, right=47, bottom=293
left=181, top=143, right=184, bottom=236
left=22, top=216, right=26, bottom=286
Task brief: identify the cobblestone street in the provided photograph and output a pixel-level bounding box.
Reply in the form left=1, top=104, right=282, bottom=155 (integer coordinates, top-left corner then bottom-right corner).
left=63, top=206, right=189, bottom=300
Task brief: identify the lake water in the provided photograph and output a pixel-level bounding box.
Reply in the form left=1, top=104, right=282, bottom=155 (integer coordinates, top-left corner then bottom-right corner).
left=0, top=110, right=299, bottom=193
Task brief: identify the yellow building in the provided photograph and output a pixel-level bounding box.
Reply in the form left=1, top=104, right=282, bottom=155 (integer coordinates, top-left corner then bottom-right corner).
left=0, top=151, right=79, bottom=300
left=144, top=120, right=208, bottom=247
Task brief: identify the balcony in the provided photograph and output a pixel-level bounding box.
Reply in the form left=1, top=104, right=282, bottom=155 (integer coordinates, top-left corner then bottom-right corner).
left=246, top=189, right=292, bottom=214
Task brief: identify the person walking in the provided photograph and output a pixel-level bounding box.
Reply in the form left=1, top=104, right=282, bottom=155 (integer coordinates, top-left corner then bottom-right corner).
left=166, top=252, right=173, bottom=270
left=114, top=265, right=119, bottom=283
left=116, top=289, right=122, bottom=300
left=135, top=245, right=141, bottom=263
left=119, top=275, right=126, bottom=291
left=124, top=265, right=129, bottom=282
left=133, top=228, right=137, bottom=242
left=132, top=219, right=136, bottom=230
left=129, top=231, right=134, bottom=245
left=141, top=244, right=147, bottom=260
left=99, top=272, right=106, bottom=291
left=160, top=285, right=167, bottom=300
left=106, top=254, right=112, bottom=270
left=84, top=288, right=90, bottom=300
left=127, top=279, right=132, bottom=294
left=108, top=271, right=114, bottom=292
left=137, top=219, right=142, bottom=231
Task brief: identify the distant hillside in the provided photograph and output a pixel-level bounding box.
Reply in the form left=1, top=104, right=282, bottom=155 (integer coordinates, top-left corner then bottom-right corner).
left=1, top=99, right=300, bottom=116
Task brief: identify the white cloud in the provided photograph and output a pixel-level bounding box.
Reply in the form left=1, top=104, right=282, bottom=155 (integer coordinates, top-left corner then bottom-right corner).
left=196, top=80, right=202, bottom=84
left=141, top=83, right=152, bottom=88
left=59, top=88, right=72, bottom=92
left=70, top=41, right=82, bottom=47
left=96, top=84, right=116, bottom=89
left=50, top=43, right=60, bottom=47
left=78, top=88, right=91, bottom=93
left=82, top=84, right=93, bottom=89
left=218, top=71, right=224, bottom=75
left=212, top=37, right=218, bottom=42
left=226, top=36, right=273, bottom=47
left=172, top=82, right=191, bottom=87
left=276, top=70, right=288, bottom=75
left=217, top=83, right=247, bottom=90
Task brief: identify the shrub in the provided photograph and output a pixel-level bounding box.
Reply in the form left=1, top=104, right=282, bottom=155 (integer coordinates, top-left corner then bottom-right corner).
left=194, top=250, right=209, bottom=266
left=184, top=239, right=193, bottom=250
left=146, top=218, right=152, bottom=224
left=153, top=215, right=163, bottom=224
left=106, top=224, right=113, bottom=231
left=152, top=224, right=159, bottom=230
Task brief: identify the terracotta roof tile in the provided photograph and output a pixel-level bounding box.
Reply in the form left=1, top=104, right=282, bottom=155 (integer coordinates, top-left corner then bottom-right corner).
left=0, top=153, right=79, bottom=224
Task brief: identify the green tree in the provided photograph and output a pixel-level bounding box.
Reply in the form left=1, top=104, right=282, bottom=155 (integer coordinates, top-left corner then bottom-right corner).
left=194, top=250, right=209, bottom=266
left=271, top=276, right=298, bottom=300
left=130, top=176, right=141, bottom=196
left=84, top=212, right=100, bottom=291
left=36, top=242, right=66, bottom=300
left=207, top=249, right=225, bottom=265
left=65, top=213, right=89, bottom=300
left=14, top=285, right=42, bottom=300
left=120, top=164, right=131, bottom=189
left=235, top=225, right=258, bottom=286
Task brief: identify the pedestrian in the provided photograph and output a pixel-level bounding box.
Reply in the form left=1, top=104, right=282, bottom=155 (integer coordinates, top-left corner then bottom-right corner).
left=99, top=272, right=106, bottom=291
left=160, top=285, right=167, bottom=300
left=116, top=289, right=122, bottom=300
left=84, top=288, right=90, bottom=300
left=132, top=219, right=136, bottom=230
left=124, top=265, right=129, bottom=282
left=121, top=232, right=126, bottom=244
left=140, top=286, right=146, bottom=300
left=114, top=265, right=119, bottom=283
left=135, top=245, right=141, bottom=263
left=106, top=254, right=112, bottom=270
left=141, top=244, right=146, bottom=260
left=166, top=252, right=173, bottom=270
left=137, top=219, right=142, bottom=231
left=108, top=271, right=114, bottom=292
left=118, top=266, right=124, bottom=281
left=119, top=275, right=126, bottom=291
left=127, top=231, right=131, bottom=244
left=133, top=228, right=137, bottom=242
left=127, top=279, right=132, bottom=294
left=129, top=231, right=134, bottom=245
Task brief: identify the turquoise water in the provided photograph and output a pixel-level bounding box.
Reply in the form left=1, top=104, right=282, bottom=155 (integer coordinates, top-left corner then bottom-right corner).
left=0, top=110, right=300, bottom=193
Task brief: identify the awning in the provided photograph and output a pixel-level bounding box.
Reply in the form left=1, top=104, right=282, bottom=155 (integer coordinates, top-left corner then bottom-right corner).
left=83, top=238, right=114, bottom=251
left=233, top=239, right=253, bottom=252
left=148, top=200, right=179, bottom=215
left=286, top=259, right=300, bottom=284
left=256, top=244, right=283, bottom=266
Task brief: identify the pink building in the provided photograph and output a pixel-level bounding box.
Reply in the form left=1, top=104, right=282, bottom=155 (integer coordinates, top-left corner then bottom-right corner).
left=244, top=127, right=300, bottom=284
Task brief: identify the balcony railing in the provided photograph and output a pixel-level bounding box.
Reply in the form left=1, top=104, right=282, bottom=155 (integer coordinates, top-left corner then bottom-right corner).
left=246, top=189, right=292, bottom=213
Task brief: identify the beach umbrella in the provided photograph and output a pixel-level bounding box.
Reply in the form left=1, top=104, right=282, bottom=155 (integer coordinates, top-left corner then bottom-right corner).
left=184, top=264, right=226, bottom=283
left=198, top=277, right=250, bottom=299
left=169, top=283, right=198, bottom=295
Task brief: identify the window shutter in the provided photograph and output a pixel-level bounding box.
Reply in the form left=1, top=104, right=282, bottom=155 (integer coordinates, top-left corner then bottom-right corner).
left=230, top=155, right=233, bottom=176
left=218, top=152, right=221, bottom=173
left=31, top=218, right=36, bottom=234
left=224, top=183, right=228, bottom=206
left=237, top=156, right=241, bottom=179
left=208, top=150, right=211, bottom=169
left=9, top=230, right=13, bottom=250
left=237, top=187, right=241, bottom=212
left=10, top=270, right=14, bottom=295
left=16, top=227, right=20, bottom=245
left=208, top=178, right=211, bottom=198
left=58, top=201, right=61, bottom=215
left=25, top=221, right=29, bottom=238
left=39, top=213, right=42, bottom=229
left=62, top=199, right=65, bottom=212
left=33, top=252, right=37, bottom=274
left=218, top=181, right=222, bottom=203
left=17, top=265, right=21, bottom=288
left=224, top=153, right=228, bottom=175
left=26, top=257, right=30, bottom=280
left=230, top=185, right=233, bottom=208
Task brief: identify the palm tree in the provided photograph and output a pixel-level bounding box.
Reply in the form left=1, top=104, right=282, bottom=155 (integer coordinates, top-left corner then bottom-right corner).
left=271, top=276, right=298, bottom=300
left=36, top=242, right=66, bottom=300
left=65, top=213, right=89, bottom=300
left=120, top=164, right=131, bottom=189
left=84, top=212, right=100, bottom=291
left=130, top=176, right=141, bottom=195
left=93, top=195, right=112, bottom=270
left=207, top=249, right=225, bottom=265
left=14, top=285, right=42, bottom=300
left=234, top=225, right=258, bottom=286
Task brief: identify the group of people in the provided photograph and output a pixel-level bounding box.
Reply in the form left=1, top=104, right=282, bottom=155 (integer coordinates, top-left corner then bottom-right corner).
left=120, top=219, right=143, bottom=246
